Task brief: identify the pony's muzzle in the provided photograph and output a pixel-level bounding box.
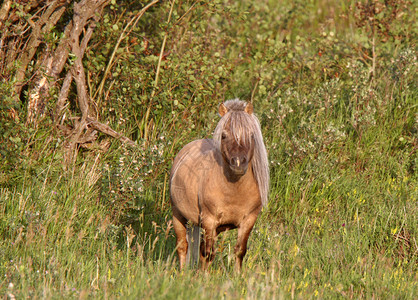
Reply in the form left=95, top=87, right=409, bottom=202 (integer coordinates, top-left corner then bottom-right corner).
left=230, top=156, right=248, bottom=175
left=231, top=156, right=246, bottom=167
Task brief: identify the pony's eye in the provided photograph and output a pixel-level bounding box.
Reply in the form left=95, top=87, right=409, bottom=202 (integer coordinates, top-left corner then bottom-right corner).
left=221, top=133, right=226, bottom=140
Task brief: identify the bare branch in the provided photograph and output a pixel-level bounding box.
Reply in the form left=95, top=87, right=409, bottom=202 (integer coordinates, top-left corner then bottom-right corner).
left=15, top=0, right=70, bottom=97
left=55, top=71, right=73, bottom=123
left=87, top=117, right=136, bottom=147
left=62, top=0, right=111, bottom=163
left=69, top=0, right=110, bottom=121
left=0, top=0, right=12, bottom=24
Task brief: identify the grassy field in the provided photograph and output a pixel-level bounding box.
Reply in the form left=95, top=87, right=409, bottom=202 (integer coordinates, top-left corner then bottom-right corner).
left=1, top=0, right=417, bottom=298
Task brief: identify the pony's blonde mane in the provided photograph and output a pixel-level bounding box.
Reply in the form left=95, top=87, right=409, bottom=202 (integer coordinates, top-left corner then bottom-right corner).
left=213, top=99, right=270, bottom=206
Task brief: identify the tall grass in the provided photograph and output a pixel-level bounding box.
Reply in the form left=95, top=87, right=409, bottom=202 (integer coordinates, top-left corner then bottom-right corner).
left=1, top=0, right=417, bottom=298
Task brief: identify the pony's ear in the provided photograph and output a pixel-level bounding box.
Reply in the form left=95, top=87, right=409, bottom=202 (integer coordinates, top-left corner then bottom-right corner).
left=219, top=103, right=228, bottom=116
left=245, top=102, right=253, bottom=114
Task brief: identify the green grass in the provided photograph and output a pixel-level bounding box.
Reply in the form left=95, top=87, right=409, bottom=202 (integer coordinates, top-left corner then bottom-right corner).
left=1, top=0, right=417, bottom=298
left=1, top=162, right=416, bottom=298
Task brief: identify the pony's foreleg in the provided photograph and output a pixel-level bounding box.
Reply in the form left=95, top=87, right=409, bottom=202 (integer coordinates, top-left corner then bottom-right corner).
left=172, top=213, right=188, bottom=270
left=200, top=225, right=216, bottom=270
left=235, top=213, right=259, bottom=272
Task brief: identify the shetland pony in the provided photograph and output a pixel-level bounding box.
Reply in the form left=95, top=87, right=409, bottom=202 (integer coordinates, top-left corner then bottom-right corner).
left=170, top=99, right=269, bottom=271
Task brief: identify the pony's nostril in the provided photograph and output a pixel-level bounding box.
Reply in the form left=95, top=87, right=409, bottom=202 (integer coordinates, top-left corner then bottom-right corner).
left=231, top=157, right=240, bottom=167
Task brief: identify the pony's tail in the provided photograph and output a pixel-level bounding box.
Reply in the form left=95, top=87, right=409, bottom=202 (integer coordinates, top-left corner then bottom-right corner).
left=186, top=225, right=201, bottom=267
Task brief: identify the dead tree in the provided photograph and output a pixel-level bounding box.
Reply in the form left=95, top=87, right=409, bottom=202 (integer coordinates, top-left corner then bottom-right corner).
left=0, top=0, right=158, bottom=164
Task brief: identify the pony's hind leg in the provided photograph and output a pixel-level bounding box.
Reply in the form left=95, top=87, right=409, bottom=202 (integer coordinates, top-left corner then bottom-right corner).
left=172, top=212, right=188, bottom=270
